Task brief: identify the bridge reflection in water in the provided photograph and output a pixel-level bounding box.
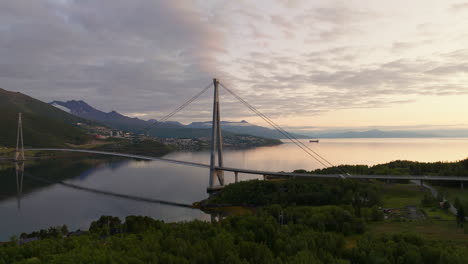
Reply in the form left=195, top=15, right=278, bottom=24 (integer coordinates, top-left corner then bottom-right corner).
left=8, top=162, right=229, bottom=224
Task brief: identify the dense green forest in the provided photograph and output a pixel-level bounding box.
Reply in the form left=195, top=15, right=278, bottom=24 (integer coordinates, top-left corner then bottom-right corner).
left=1, top=210, right=467, bottom=263
left=312, top=159, right=468, bottom=177
left=202, top=179, right=381, bottom=211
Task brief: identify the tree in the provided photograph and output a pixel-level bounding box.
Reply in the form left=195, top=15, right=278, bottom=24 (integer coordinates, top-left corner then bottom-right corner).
left=371, top=206, right=384, bottom=221
left=454, top=197, right=461, bottom=210
left=461, top=158, right=468, bottom=171
left=89, top=216, right=122, bottom=236
left=9, top=235, right=18, bottom=245
left=61, top=224, right=69, bottom=235
left=457, top=206, right=466, bottom=227
left=421, top=194, right=437, bottom=207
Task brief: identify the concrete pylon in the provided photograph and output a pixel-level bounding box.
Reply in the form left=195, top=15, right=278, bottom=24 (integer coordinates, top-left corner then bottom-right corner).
left=14, top=112, right=25, bottom=162
left=208, top=78, right=224, bottom=192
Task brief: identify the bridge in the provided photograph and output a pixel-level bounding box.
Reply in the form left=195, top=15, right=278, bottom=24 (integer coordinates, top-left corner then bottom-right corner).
left=19, top=148, right=468, bottom=184
left=10, top=78, right=468, bottom=194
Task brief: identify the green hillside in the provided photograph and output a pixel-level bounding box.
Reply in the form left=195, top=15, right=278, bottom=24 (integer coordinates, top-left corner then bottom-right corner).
left=0, top=88, right=91, bottom=147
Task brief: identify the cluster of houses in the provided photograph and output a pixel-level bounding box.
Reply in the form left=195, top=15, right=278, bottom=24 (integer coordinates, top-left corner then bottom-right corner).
left=76, top=123, right=134, bottom=140
left=77, top=122, right=202, bottom=150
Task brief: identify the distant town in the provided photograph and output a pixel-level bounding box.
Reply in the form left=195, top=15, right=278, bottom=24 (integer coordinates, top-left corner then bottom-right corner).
left=76, top=122, right=280, bottom=151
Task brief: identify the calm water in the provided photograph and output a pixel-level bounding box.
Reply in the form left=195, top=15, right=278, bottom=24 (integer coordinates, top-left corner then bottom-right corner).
left=1, top=138, right=467, bottom=240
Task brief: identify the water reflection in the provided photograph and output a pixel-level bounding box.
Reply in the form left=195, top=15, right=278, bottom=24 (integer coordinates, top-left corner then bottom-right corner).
left=1, top=138, right=467, bottom=240
left=24, top=171, right=193, bottom=208
left=15, top=162, right=24, bottom=209
left=164, top=138, right=468, bottom=172
left=0, top=158, right=211, bottom=240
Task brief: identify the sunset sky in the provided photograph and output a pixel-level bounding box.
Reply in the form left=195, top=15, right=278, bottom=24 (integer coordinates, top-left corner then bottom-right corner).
left=1, top=0, right=467, bottom=132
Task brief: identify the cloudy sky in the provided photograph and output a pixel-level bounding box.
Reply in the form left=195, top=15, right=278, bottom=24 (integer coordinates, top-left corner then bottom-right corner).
left=1, top=0, right=468, bottom=131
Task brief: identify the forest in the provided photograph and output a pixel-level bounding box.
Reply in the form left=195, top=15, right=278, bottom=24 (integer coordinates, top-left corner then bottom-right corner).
left=312, top=159, right=468, bottom=178
left=2, top=176, right=468, bottom=264
left=1, top=210, right=467, bottom=263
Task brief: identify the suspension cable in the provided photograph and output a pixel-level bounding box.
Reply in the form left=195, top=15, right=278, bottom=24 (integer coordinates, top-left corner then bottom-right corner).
left=135, top=83, right=212, bottom=135
left=220, top=82, right=343, bottom=172
left=220, top=83, right=329, bottom=168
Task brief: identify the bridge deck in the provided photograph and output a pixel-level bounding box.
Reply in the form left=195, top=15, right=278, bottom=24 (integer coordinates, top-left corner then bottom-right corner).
left=218, top=166, right=468, bottom=181
left=25, top=148, right=210, bottom=168
left=25, top=148, right=468, bottom=182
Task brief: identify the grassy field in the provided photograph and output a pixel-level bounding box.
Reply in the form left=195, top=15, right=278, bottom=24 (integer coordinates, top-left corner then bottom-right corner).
left=436, top=186, right=468, bottom=206
left=378, top=182, right=429, bottom=208
left=422, top=206, right=455, bottom=220
left=367, top=220, right=468, bottom=245
left=377, top=181, right=456, bottom=219
left=351, top=181, right=468, bottom=247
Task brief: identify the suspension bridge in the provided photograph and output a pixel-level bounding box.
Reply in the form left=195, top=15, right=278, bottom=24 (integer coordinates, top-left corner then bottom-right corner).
left=10, top=78, right=468, bottom=196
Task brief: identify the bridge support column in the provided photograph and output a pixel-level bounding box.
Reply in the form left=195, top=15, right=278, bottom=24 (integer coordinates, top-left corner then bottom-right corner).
left=263, top=174, right=267, bottom=180
left=208, top=78, right=224, bottom=192
left=461, top=181, right=464, bottom=190
left=420, top=180, right=424, bottom=187
left=235, top=171, right=238, bottom=183
left=14, top=112, right=25, bottom=162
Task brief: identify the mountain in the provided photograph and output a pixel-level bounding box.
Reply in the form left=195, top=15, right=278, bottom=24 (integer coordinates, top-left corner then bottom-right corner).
left=311, top=129, right=436, bottom=138
left=188, top=120, right=310, bottom=139
left=50, top=100, right=179, bottom=132
left=50, top=100, right=298, bottom=139
left=0, top=88, right=91, bottom=147
left=50, top=100, right=232, bottom=138
left=51, top=100, right=189, bottom=134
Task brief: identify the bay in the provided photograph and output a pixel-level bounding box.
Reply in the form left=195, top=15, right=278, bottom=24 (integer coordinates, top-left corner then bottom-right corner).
left=0, top=138, right=467, bottom=240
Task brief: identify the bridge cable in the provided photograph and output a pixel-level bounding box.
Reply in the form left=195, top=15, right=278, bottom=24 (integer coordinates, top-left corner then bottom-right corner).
left=221, top=84, right=333, bottom=167
left=221, top=82, right=343, bottom=172
left=220, top=82, right=345, bottom=173
left=135, top=82, right=212, bottom=135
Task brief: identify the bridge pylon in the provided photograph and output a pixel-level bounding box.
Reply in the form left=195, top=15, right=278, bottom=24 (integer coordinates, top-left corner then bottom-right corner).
left=208, top=78, right=224, bottom=192
left=14, top=112, right=25, bottom=162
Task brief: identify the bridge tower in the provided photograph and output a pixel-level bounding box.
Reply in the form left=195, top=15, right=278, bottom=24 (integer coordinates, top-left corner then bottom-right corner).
left=208, top=78, right=225, bottom=192
left=14, top=112, right=25, bottom=162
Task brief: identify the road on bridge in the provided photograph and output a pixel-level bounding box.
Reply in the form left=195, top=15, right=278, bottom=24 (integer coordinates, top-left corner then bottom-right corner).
left=25, top=148, right=468, bottom=182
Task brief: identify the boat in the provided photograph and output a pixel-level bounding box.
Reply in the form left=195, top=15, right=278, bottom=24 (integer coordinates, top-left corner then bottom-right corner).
left=309, top=139, right=319, bottom=143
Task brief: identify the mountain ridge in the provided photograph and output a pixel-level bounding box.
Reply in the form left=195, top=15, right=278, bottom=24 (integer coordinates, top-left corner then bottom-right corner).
left=0, top=88, right=90, bottom=147
left=308, top=129, right=437, bottom=138
left=187, top=120, right=310, bottom=139
left=50, top=100, right=309, bottom=139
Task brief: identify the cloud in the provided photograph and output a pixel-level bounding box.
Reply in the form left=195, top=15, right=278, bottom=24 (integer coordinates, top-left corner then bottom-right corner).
left=450, top=2, right=468, bottom=12
left=226, top=46, right=468, bottom=119
left=295, top=5, right=375, bottom=41
left=0, top=0, right=223, bottom=115
left=275, top=0, right=303, bottom=8
left=1, top=0, right=467, bottom=125
left=270, top=15, right=293, bottom=29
